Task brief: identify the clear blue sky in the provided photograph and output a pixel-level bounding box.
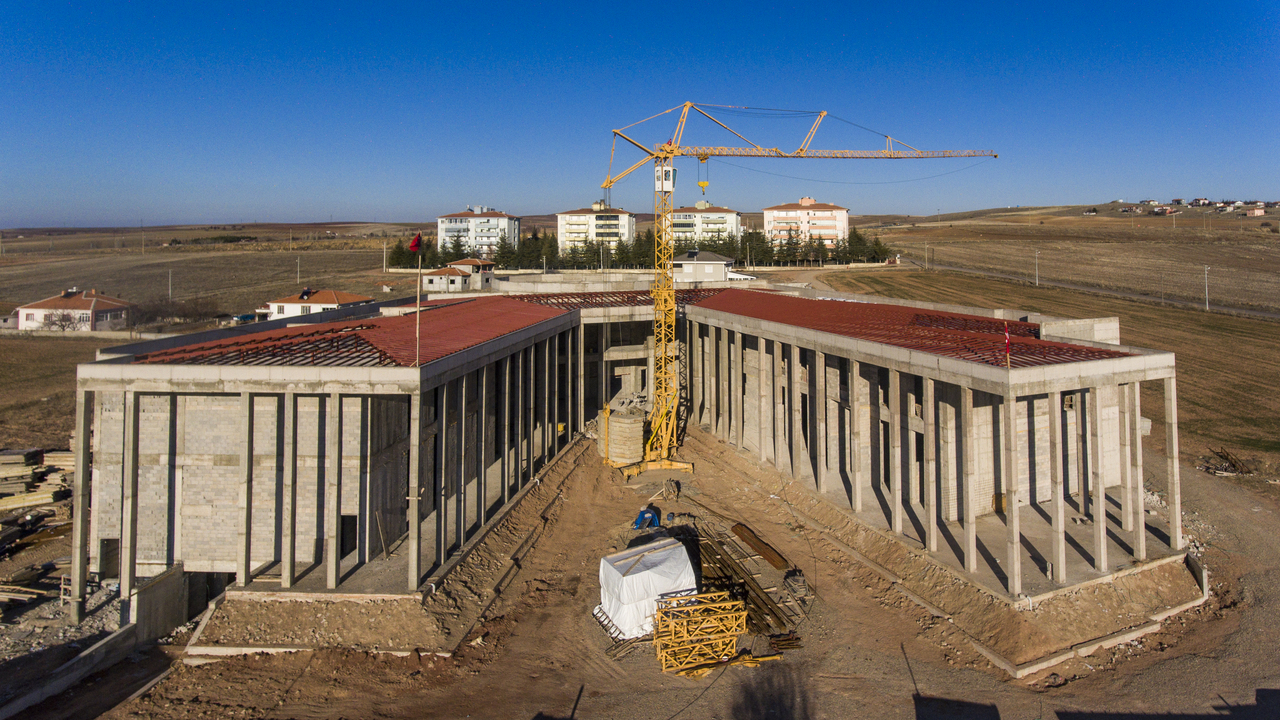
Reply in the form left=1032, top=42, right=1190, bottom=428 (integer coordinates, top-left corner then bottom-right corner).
left=3, top=1, right=1277, bottom=227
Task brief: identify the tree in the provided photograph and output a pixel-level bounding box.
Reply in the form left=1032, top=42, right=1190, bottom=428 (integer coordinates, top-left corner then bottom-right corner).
left=778, top=229, right=801, bottom=265
left=442, top=234, right=465, bottom=264
left=868, top=236, right=893, bottom=262
left=540, top=232, right=560, bottom=270
left=493, top=232, right=517, bottom=269
left=846, top=227, right=870, bottom=262
left=388, top=239, right=410, bottom=268
left=42, top=311, right=81, bottom=331
left=634, top=229, right=656, bottom=266
left=517, top=229, right=541, bottom=268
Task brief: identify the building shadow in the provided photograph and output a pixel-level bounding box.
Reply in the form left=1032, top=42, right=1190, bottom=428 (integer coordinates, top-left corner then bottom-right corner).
left=730, top=664, right=812, bottom=720
left=913, top=694, right=1000, bottom=719
left=1054, top=688, right=1280, bottom=719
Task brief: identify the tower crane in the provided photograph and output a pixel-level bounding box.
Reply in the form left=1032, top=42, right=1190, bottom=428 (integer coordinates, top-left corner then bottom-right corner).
left=601, top=102, right=996, bottom=475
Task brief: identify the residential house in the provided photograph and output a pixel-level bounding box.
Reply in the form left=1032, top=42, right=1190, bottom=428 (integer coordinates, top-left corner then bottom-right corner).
left=556, top=201, right=636, bottom=252
left=670, top=201, right=742, bottom=241
left=763, top=197, right=849, bottom=247
left=259, top=289, right=373, bottom=321
left=423, top=259, right=495, bottom=293
left=437, top=206, right=521, bottom=259
left=672, top=249, right=754, bottom=283
left=16, top=288, right=134, bottom=331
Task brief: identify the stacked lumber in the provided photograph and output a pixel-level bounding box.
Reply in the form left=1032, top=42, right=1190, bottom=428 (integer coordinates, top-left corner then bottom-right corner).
left=653, top=591, right=747, bottom=673
left=699, top=534, right=794, bottom=634
left=0, top=448, right=42, bottom=466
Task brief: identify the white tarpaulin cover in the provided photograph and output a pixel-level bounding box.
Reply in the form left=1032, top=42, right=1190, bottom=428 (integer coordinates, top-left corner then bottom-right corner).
left=598, top=537, right=697, bottom=639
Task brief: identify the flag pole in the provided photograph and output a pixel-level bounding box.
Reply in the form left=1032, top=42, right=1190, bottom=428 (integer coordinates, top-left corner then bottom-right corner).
left=415, top=250, right=422, bottom=367
left=1004, top=321, right=1011, bottom=369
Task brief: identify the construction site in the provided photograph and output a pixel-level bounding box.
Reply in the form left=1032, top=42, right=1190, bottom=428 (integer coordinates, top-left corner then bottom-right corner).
left=0, top=103, right=1271, bottom=719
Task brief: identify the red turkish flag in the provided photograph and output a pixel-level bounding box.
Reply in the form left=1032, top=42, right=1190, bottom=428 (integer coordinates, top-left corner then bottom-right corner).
left=409, top=232, right=422, bottom=253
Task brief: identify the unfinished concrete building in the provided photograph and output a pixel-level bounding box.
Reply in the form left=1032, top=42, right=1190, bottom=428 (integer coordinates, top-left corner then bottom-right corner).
left=68, top=285, right=1184, bottom=631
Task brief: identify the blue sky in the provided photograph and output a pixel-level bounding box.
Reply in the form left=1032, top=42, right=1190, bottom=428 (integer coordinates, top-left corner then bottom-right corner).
left=2, top=1, right=1277, bottom=227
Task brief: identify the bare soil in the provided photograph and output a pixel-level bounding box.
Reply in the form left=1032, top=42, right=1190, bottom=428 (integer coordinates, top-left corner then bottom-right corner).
left=0, top=335, right=120, bottom=449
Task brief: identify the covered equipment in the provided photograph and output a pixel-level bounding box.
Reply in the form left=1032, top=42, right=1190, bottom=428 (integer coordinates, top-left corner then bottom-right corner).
left=597, top=537, right=697, bottom=639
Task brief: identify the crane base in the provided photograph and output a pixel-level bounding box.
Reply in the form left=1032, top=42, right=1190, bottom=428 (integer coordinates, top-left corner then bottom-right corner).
left=620, top=458, right=694, bottom=478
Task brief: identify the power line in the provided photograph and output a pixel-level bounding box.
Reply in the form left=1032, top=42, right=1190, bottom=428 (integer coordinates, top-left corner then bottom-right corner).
left=709, top=156, right=995, bottom=185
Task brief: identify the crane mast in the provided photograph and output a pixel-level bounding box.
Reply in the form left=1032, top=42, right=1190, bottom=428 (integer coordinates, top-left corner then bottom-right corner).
left=601, top=102, right=996, bottom=475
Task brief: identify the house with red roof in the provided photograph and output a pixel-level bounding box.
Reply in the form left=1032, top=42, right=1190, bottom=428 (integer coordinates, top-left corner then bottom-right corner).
left=422, top=259, right=495, bottom=293
left=258, top=288, right=373, bottom=321
left=16, top=287, right=135, bottom=331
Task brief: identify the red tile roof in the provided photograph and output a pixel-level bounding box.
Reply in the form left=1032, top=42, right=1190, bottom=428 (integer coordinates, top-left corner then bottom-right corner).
left=513, top=288, right=726, bottom=310
left=557, top=207, right=633, bottom=216
left=672, top=206, right=739, bottom=214
left=438, top=210, right=520, bottom=219
left=21, top=289, right=133, bottom=311
left=134, top=297, right=566, bottom=367
left=269, top=290, right=373, bottom=305
left=448, top=259, right=495, bottom=267
left=424, top=267, right=470, bottom=276
left=763, top=202, right=847, bottom=211
left=693, top=289, right=1131, bottom=368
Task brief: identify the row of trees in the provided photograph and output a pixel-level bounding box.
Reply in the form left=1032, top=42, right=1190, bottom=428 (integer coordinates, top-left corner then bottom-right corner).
left=387, top=227, right=894, bottom=270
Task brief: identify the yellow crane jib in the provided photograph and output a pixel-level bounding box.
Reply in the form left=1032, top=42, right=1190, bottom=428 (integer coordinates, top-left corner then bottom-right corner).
left=600, top=102, right=995, bottom=476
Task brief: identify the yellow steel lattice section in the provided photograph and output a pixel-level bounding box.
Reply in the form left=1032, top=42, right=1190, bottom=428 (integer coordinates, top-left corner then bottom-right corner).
left=646, top=155, right=678, bottom=461
left=653, top=592, right=747, bottom=673
left=600, top=102, right=997, bottom=466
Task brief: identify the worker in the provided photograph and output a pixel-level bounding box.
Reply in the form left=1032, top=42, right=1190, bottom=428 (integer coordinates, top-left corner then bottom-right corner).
left=632, top=505, right=661, bottom=530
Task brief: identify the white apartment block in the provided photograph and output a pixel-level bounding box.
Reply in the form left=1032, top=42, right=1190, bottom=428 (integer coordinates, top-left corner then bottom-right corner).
left=671, top=201, right=742, bottom=241
left=556, top=201, right=636, bottom=252
left=763, top=197, right=849, bottom=247
left=437, top=206, right=521, bottom=259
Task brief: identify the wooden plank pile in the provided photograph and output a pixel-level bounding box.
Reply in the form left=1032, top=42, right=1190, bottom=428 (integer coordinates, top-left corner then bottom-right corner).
left=0, top=447, right=73, bottom=512
left=698, top=532, right=796, bottom=634
left=653, top=591, right=747, bottom=673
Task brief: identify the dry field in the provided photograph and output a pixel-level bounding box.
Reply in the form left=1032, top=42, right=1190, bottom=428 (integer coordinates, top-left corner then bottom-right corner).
left=872, top=206, right=1280, bottom=313
left=819, top=269, right=1280, bottom=482
left=0, top=336, right=119, bottom=449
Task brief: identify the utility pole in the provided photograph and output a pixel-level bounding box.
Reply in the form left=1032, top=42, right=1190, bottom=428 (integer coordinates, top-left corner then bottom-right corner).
left=383, top=240, right=387, bottom=273
left=924, top=243, right=928, bottom=271
left=1035, top=250, right=1040, bottom=286
left=297, top=257, right=300, bottom=284
left=168, top=269, right=172, bottom=300
left=1204, top=266, right=1210, bottom=311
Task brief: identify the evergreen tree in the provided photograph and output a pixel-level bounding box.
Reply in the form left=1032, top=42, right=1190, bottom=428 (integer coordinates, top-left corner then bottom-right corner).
left=741, top=229, right=772, bottom=266
left=847, top=227, right=870, bottom=262
left=613, top=237, right=633, bottom=267
left=541, top=232, right=560, bottom=270
left=869, top=236, right=893, bottom=262
left=388, top=239, right=410, bottom=268
left=517, top=229, right=541, bottom=268
left=779, top=229, right=801, bottom=265
left=493, top=231, right=517, bottom=269
left=634, top=229, right=656, bottom=266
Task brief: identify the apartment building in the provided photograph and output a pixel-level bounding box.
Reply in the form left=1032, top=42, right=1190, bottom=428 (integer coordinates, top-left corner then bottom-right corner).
left=670, top=201, right=742, bottom=241
left=437, top=206, right=521, bottom=259
left=556, top=201, right=636, bottom=252
left=763, top=197, right=849, bottom=247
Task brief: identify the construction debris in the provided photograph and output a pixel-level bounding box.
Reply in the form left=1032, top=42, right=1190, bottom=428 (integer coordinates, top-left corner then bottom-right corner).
left=731, top=522, right=789, bottom=570
left=1199, top=447, right=1254, bottom=476
left=653, top=591, right=747, bottom=673
left=698, top=530, right=795, bottom=634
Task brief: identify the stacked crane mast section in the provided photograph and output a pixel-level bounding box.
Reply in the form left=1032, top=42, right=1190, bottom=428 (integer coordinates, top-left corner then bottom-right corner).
left=600, top=102, right=997, bottom=470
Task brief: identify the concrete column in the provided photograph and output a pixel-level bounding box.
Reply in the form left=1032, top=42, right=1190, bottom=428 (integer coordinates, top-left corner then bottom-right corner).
left=851, top=360, right=863, bottom=513
left=517, top=349, right=526, bottom=486
left=457, top=371, right=469, bottom=546
left=600, top=323, right=610, bottom=417
left=889, top=369, right=903, bottom=534
left=576, top=325, right=585, bottom=432
left=907, top=380, right=919, bottom=507
left=924, top=378, right=938, bottom=553
left=1003, top=392, right=1022, bottom=596
left=1164, top=377, right=1183, bottom=550
left=1131, top=381, right=1147, bottom=560
left=501, top=356, right=511, bottom=504
left=961, top=386, right=977, bottom=574
left=435, top=384, right=447, bottom=567
left=119, top=390, right=140, bottom=626
left=1049, top=390, right=1067, bottom=583
left=1077, top=390, right=1089, bottom=516
left=280, top=393, right=297, bottom=588
left=1088, top=387, right=1107, bottom=572
left=691, top=322, right=703, bottom=426
left=752, top=335, right=762, bottom=458
left=1119, top=384, right=1133, bottom=532
left=815, top=351, right=828, bottom=493
left=68, top=390, right=92, bottom=622
left=789, top=344, right=803, bottom=479
left=734, top=331, right=745, bottom=448
left=552, top=332, right=560, bottom=456
left=717, top=328, right=729, bottom=441
left=407, top=392, right=422, bottom=591
left=326, top=392, right=341, bottom=589
left=774, top=341, right=787, bottom=475
left=478, top=364, right=489, bottom=524
left=542, top=339, right=551, bottom=463
left=237, top=392, right=254, bottom=586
